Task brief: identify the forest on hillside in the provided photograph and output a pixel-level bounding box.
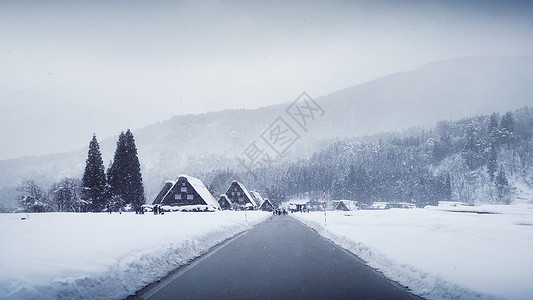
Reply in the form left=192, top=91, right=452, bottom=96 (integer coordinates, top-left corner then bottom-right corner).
left=11, top=106, right=533, bottom=213
left=207, top=107, right=533, bottom=208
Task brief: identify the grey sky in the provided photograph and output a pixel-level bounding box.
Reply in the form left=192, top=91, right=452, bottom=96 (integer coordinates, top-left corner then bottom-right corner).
left=1, top=0, right=532, bottom=160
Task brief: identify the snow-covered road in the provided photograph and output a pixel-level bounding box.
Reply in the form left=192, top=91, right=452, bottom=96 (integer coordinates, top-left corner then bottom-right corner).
left=0, top=211, right=270, bottom=299
left=292, top=205, right=533, bottom=300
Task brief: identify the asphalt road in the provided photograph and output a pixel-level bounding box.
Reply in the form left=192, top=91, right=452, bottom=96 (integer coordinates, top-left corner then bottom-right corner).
left=137, top=215, right=418, bottom=300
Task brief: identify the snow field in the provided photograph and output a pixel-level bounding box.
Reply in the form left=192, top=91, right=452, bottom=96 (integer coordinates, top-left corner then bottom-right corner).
left=292, top=205, right=533, bottom=300
left=0, top=211, right=270, bottom=299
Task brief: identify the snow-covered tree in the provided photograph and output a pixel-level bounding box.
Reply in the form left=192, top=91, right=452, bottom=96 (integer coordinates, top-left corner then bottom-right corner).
left=107, top=129, right=145, bottom=211
left=499, top=111, right=516, bottom=147
left=487, top=143, right=498, bottom=181
left=488, top=113, right=499, bottom=145
left=82, top=134, right=108, bottom=212
left=495, top=165, right=510, bottom=204
left=49, top=178, right=86, bottom=212
left=17, top=180, right=50, bottom=212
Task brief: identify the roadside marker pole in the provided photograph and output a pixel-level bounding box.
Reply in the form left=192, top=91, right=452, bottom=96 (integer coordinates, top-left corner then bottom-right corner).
left=323, top=187, right=327, bottom=226
left=245, top=208, right=248, bottom=225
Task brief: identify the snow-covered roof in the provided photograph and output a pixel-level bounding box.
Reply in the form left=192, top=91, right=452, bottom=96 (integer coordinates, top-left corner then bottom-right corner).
left=336, top=200, right=359, bottom=211
left=259, top=198, right=273, bottom=208
left=250, top=191, right=264, bottom=206
left=370, top=202, right=390, bottom=209
left=159, top=175, right=220, bottom=208
left=218, top=194, right=231, bottom=204
left=178, top=174, right=220, bottom=208
left=226, top=181, right=256, bottom=207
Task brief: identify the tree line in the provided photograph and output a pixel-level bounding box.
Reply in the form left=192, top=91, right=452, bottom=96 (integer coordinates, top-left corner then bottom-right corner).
left=206, top=107, right=533, bottom=207
left=17, top=130, right=145, bottom=213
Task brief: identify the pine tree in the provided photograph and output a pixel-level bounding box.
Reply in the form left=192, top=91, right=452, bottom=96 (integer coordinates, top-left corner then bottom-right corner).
left=82, top=134, right=108, bottom=212
left=488, top=113, right=499, bottom=144
left=499, top=111, right=515, bottom=147
left=495, top=165, right=510, bottom=204
left=443, top=173, right=452, bottom=202
left=487, top=142, right=498, bottom=181
left=107, top=129, right=145, bottom=211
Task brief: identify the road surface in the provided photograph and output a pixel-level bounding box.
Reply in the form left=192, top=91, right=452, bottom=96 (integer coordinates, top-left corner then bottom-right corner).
left=135, top=215, right=418, bottom=299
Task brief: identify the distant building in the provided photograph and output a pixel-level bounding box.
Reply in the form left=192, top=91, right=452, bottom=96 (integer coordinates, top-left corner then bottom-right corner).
left=369, top=202, right=391, bottom=210
left=335, top=200, right=359, bottom=211
left=152, top=175, right=220, bottom=211
left=218, top=194, right=233, bottom=210
left=259, top=198, right=274, bottom=211
left=225, top=181, right=256, bottom=210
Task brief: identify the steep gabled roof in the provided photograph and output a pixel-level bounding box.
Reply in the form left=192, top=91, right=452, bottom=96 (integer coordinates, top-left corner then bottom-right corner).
left=218, top=194, right=231, bottom=205
left=250, top=191, right=264, bottom=207
left=259, top=198, right=273, bottom=209
left=336, top=200, right=358, bottom=211
left=179, top=174, right=220, bottom=208
left=158, top=175, right=219, bottom=208
left=225, top=181, right=256, bottom=207
left=152, top=181, right=174, bottom=205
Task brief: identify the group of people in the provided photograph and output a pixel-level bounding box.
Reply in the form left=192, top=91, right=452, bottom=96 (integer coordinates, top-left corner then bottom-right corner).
left=153, top=205, right=164, bottom=215
left=273, top=209, right=287, bottom=216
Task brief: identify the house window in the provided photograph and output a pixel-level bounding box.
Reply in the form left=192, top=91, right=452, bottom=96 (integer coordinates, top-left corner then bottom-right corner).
left=174, top=194, right=182, bottom=200
left=239, top=197, right=244, bottom=203
left=231, top=192, right=235, bottom=196
left=181, top=187, right=187, bottom=192
left=237, top=192, right=241, bottom=196
left=182, top=182, right=186, bottom=186
left=187, top=194, right=194, bottom=200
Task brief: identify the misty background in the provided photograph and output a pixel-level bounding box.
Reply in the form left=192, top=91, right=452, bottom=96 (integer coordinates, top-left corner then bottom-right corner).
left=1, top=0, right=533, bottom=160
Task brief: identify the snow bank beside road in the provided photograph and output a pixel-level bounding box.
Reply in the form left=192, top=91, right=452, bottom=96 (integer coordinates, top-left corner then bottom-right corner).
left=293, top=205, right=533, bottom=300
left=0, top=211, right=270, bottom=299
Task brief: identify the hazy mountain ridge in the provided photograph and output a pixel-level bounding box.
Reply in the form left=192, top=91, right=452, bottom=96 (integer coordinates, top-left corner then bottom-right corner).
left=1, top=56, right=532, bottom=208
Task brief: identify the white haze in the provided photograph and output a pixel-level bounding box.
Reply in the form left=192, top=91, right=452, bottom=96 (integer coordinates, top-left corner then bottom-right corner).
left=1, top=0, right=532, bottom=160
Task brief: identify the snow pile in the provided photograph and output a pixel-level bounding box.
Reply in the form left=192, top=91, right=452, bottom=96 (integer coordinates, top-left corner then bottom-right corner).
left=0, top=211, right=270, bottom=299
left=292, top=205, right=533, bottom=300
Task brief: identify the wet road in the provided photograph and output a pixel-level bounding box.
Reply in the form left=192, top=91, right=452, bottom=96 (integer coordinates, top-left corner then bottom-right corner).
left=138, top=216, right=418, bottom=299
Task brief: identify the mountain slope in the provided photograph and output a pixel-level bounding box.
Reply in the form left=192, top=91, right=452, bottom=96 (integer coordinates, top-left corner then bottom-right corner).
left=1, top=56, right=532, bottom=208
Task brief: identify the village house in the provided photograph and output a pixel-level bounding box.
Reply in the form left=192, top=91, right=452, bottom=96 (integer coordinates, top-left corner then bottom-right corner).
left=225, top=181, right=256, bottom=210
left=335, top=200, right=359, bottom=211
left=152, top=175, right=220, bottom=211
left=258, top=198, right=274, bottom=211
left=218, top=194, right=233, bottom=210
left=250, top=190, right=274, bottom=211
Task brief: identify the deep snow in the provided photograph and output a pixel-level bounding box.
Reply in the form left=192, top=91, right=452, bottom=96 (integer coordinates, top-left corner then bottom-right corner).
left=0, top=211, right=270, bottom=299
left=292, top=205, right=533, bottom=300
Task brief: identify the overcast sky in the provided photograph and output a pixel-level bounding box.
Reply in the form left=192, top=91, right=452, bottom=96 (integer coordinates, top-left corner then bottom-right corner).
left=1, top=0, right=532, bottom=160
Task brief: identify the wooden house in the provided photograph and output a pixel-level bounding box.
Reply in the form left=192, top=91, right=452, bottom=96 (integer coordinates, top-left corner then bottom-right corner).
left=259, top=198, right=274, bottom=211
left=218, top=194, right=233, bottom=210
left=152, top=175, right=220, bottom=210
left=225, top=181, right=256, bottom=210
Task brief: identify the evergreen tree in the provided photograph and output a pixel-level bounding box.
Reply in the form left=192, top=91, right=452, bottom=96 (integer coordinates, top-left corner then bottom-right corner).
left=107, top=129, right=145, bottom=211
left=495, top=165, right=510, bottom=204
left=443, top=173, right=452, bottom=202
left=488, top=113, right=499, bottom=145
left=82, top=134, right=108, bottom=212
left=487, top=142, right=498, bottom=181
left=499, top=111, right=516, bottom=147
left=463, top=122, right=484, bottom=170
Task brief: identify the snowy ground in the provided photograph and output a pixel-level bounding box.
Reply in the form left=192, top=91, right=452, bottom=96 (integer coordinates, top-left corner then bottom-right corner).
left=292, top=205, right=533, bottom=300
left=0, top=211, right=270, bottom=299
